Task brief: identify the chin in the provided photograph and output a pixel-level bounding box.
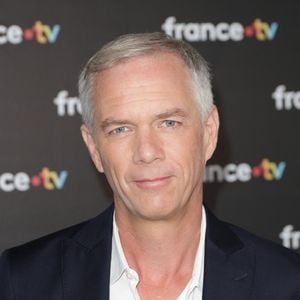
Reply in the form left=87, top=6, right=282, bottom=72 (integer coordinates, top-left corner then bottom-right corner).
left=133, top=202, right=182, bottom=221
left=116, top=192, right=184, bottom=221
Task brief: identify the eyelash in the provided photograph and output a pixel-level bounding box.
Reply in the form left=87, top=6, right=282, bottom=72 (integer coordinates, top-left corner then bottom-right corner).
left=161, top=120, right=180, bottom=128
left=109, top=126, right=129, bottom=135
left=107, top=120, right=181, bottom=136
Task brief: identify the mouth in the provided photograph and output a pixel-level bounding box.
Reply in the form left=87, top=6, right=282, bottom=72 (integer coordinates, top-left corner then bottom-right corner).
left=133, top=176, right=172, bottom=189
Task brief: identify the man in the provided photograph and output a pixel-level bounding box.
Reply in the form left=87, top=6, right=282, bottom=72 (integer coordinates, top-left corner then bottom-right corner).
left=1, top=32, right=300, bottom=300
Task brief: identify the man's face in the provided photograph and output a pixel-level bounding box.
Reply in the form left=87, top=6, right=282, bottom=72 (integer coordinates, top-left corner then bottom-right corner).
left=81, top=52, right=219, bottom=221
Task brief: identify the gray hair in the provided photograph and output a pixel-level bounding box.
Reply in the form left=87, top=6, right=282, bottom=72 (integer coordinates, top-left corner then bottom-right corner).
left=78, top=32, right=213, bottom=130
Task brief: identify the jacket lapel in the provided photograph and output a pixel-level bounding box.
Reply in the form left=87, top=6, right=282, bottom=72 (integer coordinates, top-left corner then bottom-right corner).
left=61, top=205, right=114, bottom=300
left=203, top=209, right=255, bottom=300
left=60, top=205, right=255, bottom=299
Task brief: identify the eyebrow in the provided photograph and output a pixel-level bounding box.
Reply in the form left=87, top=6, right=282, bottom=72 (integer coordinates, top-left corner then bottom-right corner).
left=100, top=107, right=188, bottom=130
left=155, top=108, right=188, bottom=119
left=100, top=118, right=133, bottom=131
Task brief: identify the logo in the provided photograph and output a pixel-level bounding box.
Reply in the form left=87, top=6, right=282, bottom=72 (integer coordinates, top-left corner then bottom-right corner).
left=272, top=85, right=300, bottom=110
left=53, top=90, right=82, bottom=116
left=0, top=167, right=68, bottom=192
left=204, top=159, right=286, bottom=183
left=0, top=21, right=61, bottom=45
left=161, top=16, right=278, bottom=42
left=279, top=225, right=300, bottom=250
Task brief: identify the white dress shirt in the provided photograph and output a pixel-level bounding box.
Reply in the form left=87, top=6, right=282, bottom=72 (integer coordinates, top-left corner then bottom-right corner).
left=110, top=207, right=206, bottom=300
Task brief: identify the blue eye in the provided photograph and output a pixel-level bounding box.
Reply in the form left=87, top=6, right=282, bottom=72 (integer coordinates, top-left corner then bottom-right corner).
left=163, top=120, right=177, bottom=128
left=111, top=126, right=128, bottom=135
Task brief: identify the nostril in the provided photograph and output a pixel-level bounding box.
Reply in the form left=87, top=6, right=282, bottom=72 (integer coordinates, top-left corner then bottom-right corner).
left=133, top=135, right=164, bottom=164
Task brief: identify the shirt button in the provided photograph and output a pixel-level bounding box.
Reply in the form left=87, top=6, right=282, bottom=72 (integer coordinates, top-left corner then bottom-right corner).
left=126, top=271, right=134, bottom=280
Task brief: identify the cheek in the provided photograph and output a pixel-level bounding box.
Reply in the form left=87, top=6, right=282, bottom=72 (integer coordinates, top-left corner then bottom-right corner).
left=100, top=143, right=130, bottom=183
left=176, top=127, right=203, bottom=156
left=168, top=133, right=203, bottom=166
left=171, top=131, right=205, bottom=178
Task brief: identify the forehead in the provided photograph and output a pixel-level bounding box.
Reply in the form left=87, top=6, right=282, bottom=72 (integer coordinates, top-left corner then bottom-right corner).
left=93, top=52, right=197, bottom=120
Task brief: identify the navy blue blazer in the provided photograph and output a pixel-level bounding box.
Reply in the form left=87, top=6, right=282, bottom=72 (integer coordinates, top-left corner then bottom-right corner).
left=1, top=205, right=300, bottom=299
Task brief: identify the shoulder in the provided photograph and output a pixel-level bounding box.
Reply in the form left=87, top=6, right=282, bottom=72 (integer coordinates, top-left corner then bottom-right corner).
left=229, top=222, right=300, bottom=271
left=2, top=220, right=86, bottom=263
left=206, top=208, right=300, bottom=267
left=0, top=205, right=114, bottom=298
left=230, top=223, right=300, bottom=297
left=0, top=216, right=88, bottom=298
left=0, top=204, right=114, bottom=268
left=205, top=208, right=300, bottom=291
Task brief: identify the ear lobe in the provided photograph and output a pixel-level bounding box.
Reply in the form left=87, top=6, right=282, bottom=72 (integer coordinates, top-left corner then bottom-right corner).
left=80, top=124, right=104, bottom=173
left=203, top=105, right=219, bottom=162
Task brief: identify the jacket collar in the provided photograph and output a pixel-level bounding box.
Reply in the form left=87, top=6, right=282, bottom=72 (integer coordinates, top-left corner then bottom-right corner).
left=203, top=208, right=255, bottom=300
left=61, top=204, right=114, bottom=300
left=61, top=204, right=255, bottom=300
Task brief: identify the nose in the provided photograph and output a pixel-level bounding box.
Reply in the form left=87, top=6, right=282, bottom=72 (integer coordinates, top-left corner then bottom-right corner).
left=132, top=127, right=165, bottom=164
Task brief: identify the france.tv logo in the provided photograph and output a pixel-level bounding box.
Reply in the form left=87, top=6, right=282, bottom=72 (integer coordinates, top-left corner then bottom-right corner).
left=0, top=167, right=68, bottom=192
left=204, top=159, right=286, bottom=183
left=162, top=17, right=279, bottom=42
left=0, top=21, right=61, bottom=45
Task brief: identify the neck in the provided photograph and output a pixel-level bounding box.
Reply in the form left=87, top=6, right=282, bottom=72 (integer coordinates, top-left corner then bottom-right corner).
left=114, top=200, right=203, bottom=284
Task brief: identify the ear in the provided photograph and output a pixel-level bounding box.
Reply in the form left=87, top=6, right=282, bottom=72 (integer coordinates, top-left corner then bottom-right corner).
left=80, top=124, right=104, bottom=173
left=203, top=105, right=219, bottom=162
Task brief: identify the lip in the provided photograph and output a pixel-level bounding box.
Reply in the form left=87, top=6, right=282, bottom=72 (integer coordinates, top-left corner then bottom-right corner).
left=134, top=176, right=172, bottom=189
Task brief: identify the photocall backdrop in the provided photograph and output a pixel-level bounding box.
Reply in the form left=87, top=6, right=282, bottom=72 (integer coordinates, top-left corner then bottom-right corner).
left=0, top=0, right=299, bottom=254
